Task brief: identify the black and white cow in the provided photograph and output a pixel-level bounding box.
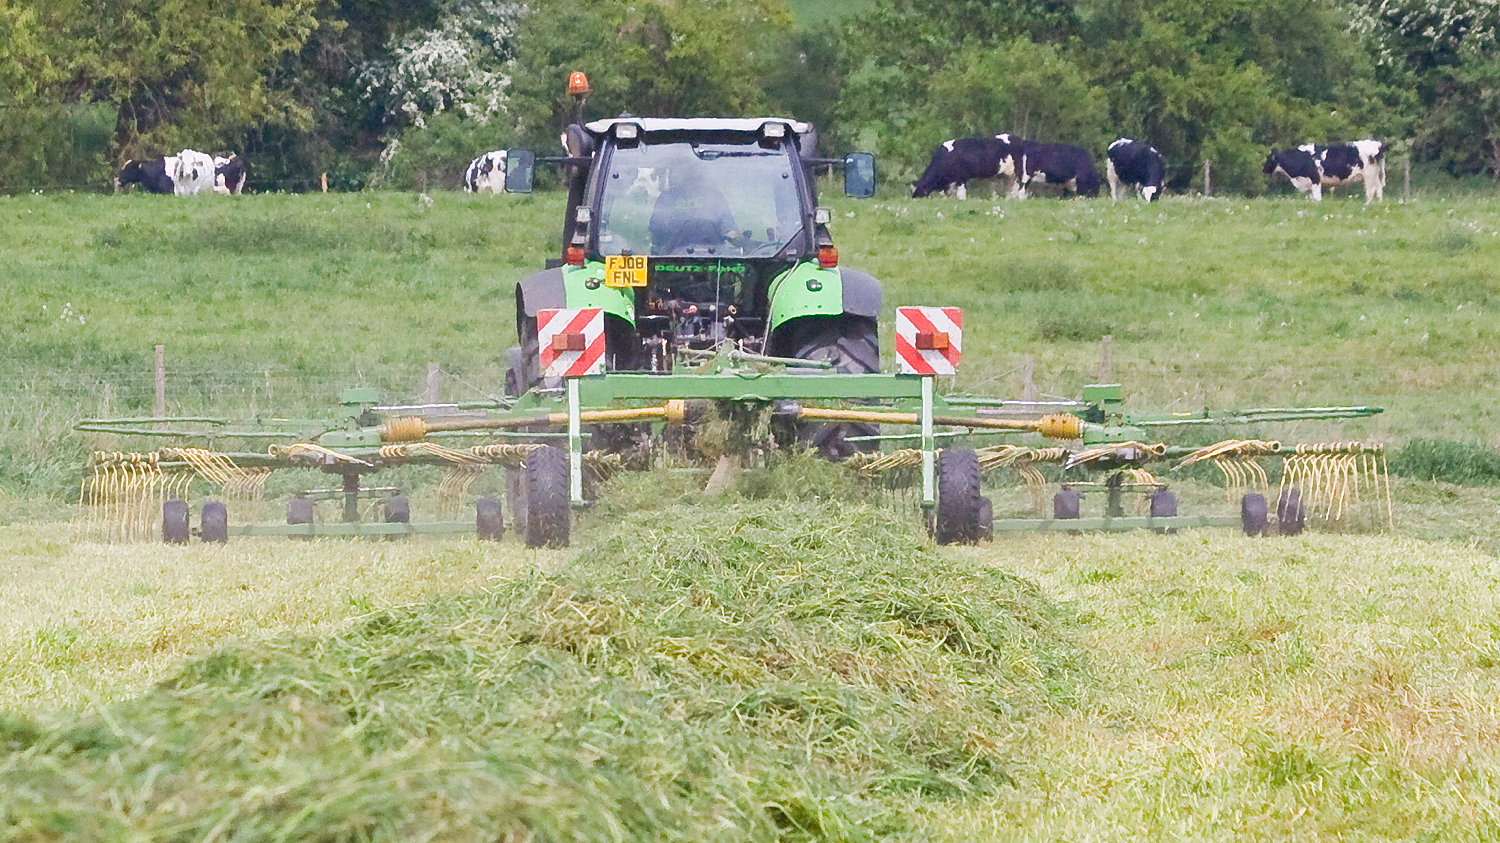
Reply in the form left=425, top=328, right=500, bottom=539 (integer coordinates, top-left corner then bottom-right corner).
left=1105, top=138, right=1164, bottom=201
left=1319, top=140, right=1384, bottom=203
left=911, top=134, right=1024, bottom=199
left=1264, top=140, right=1385, bottom=202
left=214, top=154, right=248, bottom=195
left=464, top=150, right=508, bottom=194
left=116, top=156, right=179, bottom=194
left=1262, top=145, right=1323, bottom=199
left=1011, top=142, right=1100, bottom=199
left=172, top=149, right=216, bottom=195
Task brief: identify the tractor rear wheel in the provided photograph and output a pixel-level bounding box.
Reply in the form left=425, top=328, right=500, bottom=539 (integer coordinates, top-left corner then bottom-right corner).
left=518, top=446, right=570, bottom=548
left=933, top=447, right=982, bottom=545
left=775, top=315, right=880, bottom=461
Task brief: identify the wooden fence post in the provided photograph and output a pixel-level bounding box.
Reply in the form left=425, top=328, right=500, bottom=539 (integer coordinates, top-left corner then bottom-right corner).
left=1403, top=157, right=1411, bottom=202
left=1098, top=335, right=1114, bottom=383
left=153, top=345, right=167, bottom=429
left=1020, top=354, right=1038, bottom=401
left=423, top=362, right=442, bottom=404
left=319, top=172, right=329, bottom=193
left=1202, top=160, right=1212, bottom=197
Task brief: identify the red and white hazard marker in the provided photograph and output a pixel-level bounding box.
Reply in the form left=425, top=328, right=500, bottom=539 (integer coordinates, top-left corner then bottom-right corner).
left=537, top=307, right=606, bottom=378
left=895, top=306, right=962, bottom=376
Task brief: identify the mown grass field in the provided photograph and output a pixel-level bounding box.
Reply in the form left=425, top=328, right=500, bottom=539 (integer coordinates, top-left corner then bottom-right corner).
left=2, top=186, right=1500, bottom=838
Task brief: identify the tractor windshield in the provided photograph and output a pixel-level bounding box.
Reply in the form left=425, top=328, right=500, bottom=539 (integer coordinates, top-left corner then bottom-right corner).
left=596, top=141, right=804, bottom=258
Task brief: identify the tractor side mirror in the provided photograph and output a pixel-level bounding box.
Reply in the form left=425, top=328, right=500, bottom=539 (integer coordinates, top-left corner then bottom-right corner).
left=504, top=150, right=535, bottom=193
left=843, top=152, right=875, bottom=198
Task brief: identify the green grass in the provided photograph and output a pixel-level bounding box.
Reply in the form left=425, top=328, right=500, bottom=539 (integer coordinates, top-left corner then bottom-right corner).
left=4, top=189, right=1499, bottom=500
left=4, top=188, right=1500, bottom=836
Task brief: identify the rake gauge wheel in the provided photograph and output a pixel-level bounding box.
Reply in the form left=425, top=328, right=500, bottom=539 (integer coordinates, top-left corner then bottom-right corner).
left=200, top=502, right=228, bottom=544
left=1276, top=487, right=1306, bottom=536
left=163, top=499, right=190, bottom=544
left=977, top=496, right=994, bottom=541
left=1053, top=488, right=1082, bottom=520
left=1241, top=493, right=1268, bottom=537
left=933, top=447, right=982, bottom=545
left=519, top=446, right=570, bottom=548
left=477, top=497, right=504, bottom=540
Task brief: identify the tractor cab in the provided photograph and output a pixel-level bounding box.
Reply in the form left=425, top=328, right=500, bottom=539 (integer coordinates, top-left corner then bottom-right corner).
left=504, top=112, right=880, bottom=398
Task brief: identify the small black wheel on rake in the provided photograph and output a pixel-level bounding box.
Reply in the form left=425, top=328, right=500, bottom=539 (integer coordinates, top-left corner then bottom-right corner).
left=477, top=497, right=504, bottom=541
left=287, top=494, right=314, bottom=539
left=201, top=502, right=228, bottom=544
left=519, top=446, right=570, bottom=548
left=1053, top=487, right=1082, bottom=520
left=1241, top=493, right=1268, bottom=537
left=163, top=500, right=190, bottom=544
left=1276, top=487, right=1306, bottom=536
left=384, top=491, right=410, bottom=540
left=1150, top=487, right=1177, bottom=534
left=933, top=447, right=982, bottom=545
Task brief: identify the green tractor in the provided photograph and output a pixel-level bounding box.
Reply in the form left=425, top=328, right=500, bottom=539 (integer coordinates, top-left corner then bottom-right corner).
left=502, top=115, right=880, bottom=458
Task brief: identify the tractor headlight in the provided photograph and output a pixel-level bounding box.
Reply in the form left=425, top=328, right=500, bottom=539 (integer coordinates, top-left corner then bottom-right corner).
left=761, top=121, right=787, bottom=140
left=614, top=123, right=640, bottom=141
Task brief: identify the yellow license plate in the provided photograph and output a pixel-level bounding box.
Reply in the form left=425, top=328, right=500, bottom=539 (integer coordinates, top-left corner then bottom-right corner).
left=605, top=255, right=648, bottom=287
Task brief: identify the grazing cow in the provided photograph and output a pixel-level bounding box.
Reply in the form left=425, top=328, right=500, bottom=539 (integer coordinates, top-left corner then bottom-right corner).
left=1319, top=139, right=1385, bottom=203
left=1264, top=140, right=1385, bottom=202
left=1105, top=138, right=1165, bottom=201
left=117, top=156, right=179, bottom=194
left=1012, top=142, right=1100, bottom=198
left=464, top=150, right=508, bottom=194
left=1263, top=145, right=1324, bottom=199
left=911, top=134, right=1024, bottom=199
left=213, top=154, right=248, bottom=195
left=172, top=149, right=216, bottom=195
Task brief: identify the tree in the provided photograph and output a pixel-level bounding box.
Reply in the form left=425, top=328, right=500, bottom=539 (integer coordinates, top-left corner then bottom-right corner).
left=40, top=0, right=321, bottom=162
left=505, top=0, right=795, bottom=148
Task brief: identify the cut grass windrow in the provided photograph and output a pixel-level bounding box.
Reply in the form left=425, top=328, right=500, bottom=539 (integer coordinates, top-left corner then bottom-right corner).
left=0, top=499, right=1084, bottom=840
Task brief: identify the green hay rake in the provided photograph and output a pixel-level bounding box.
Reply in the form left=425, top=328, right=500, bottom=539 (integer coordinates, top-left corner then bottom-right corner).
left=76, top=316, right=1388, bottom=547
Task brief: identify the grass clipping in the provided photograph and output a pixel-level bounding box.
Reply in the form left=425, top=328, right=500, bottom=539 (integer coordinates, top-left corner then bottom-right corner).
left=0, top=499, right=1084, bottom=840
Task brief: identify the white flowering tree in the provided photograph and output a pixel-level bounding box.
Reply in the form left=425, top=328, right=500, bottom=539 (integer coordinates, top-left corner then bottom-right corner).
left=361, top=0, right=522, bottom=129
left=1348, top=0, right=1500, bottom=173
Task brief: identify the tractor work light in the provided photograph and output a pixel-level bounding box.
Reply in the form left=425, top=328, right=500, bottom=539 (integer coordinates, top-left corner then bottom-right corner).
left=614, top=122, right=640, bottom=140
left=761, top=121, right=787, bottom=139
left=814, top=207, right=831, bottom=225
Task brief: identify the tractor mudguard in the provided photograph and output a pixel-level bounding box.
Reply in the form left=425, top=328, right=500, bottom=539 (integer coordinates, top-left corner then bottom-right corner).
left=765, top=262, right=883, bottom=334
left=839, top=267, right=883, bottom=319
left=516, top=263, right=635, bottom=324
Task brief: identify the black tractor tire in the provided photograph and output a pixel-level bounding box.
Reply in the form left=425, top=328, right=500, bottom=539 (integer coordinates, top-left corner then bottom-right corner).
left=933, top=447, right=982, bottom=545
left=163, top=500, right=190, bottom=544
left=477, top=497, right=504, bottom=541
left=1241, top=493, right=1268, bottom=537
left=774, top=315, right=880, bottom=461
left=977, top=496, right=994, bottom=541
left=200, top=502, right=228, bottom=544
left=1053, top=487, right=1082, bottom=520
left=505, top=346, right=529, bottom=398
left=519, top=446, right=570, bottom=548
left=1276, top=487, right=1306, bottom=536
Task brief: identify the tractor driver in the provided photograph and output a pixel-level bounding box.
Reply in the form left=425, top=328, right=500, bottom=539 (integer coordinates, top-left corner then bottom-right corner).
left=648, top=164, right=741, bottom=255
